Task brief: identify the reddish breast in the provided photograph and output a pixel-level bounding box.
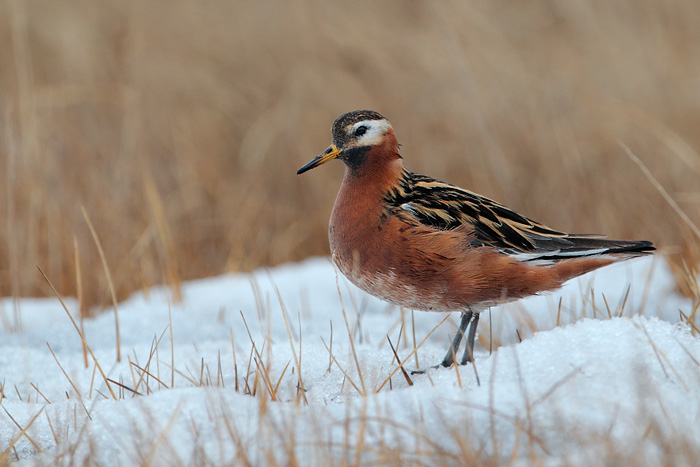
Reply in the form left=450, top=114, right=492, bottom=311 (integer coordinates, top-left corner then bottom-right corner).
left=328, top=153, right=465, bottom=311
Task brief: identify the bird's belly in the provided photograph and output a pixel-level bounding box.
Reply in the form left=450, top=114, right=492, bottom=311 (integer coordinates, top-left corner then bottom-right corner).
left=336, top=259, right=455, bottom=312
left=329, top=219, right=456, bottom=312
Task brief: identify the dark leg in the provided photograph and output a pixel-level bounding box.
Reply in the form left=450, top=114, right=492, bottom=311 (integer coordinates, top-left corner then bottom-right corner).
left=460, top=312, right=480, bottom=365
left=440, top=309, right=472, bottom=368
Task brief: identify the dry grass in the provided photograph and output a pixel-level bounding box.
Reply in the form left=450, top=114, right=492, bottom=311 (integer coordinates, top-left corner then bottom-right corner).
left=1, top=0, right=699, bottom=315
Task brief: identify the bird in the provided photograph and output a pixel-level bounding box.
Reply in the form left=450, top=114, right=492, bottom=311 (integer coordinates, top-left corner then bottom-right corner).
left=297, top=110, right=655, bottom=369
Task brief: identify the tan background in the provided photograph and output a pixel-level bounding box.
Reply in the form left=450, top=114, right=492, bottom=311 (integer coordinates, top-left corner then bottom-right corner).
left=1, top=0, right=698, bottom=311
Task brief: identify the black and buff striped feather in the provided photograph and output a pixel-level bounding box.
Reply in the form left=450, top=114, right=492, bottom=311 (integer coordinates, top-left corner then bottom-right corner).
left=385, top=169, right=655, bottom=262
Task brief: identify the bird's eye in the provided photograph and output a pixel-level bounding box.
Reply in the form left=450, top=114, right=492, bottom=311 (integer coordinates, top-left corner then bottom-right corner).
left=354, top=125, right=368, bottom=137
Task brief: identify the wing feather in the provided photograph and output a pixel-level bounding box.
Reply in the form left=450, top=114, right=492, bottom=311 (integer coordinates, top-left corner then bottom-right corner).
left=385, top=169, right=654, bottom=260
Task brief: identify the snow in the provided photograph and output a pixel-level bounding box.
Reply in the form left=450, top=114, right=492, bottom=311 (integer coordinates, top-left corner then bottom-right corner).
left=1, top=255, right=699, bottom=465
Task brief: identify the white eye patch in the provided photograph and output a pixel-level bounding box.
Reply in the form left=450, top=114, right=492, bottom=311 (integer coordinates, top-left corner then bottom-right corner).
left=347, top=120, right=391, bottom=146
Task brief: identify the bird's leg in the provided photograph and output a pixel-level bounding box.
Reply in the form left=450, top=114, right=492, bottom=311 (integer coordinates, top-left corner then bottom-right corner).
left=460, top=312, right=480, bottom=365
left=440, top=309, right=472, bottom=368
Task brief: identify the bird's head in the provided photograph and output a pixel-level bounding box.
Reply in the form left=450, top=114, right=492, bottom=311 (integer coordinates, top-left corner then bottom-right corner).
left=297, top=110, right=401, bottom=175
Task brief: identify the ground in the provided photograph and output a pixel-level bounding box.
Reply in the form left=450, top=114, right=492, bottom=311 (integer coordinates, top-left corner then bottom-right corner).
left=1, top=255, right=699, bottom=465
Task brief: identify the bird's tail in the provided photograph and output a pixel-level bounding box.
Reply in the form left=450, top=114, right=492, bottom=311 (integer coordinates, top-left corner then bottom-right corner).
left=537, top=238, right=654, bottom=284
left=519, top=237, right=655, bottom=263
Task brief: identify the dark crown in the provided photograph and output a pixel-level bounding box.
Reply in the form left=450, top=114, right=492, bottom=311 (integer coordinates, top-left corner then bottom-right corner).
left=331, top=110, right=386, bottom=141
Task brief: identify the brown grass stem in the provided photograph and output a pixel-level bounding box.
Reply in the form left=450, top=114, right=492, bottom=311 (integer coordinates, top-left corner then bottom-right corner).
left=620, top=142, right=700, bottom=240
left=81, top=207, right=121, bottom=362
left=37, top=266, right=117, bottom=399
left=376, top=314, right=450, bottom=393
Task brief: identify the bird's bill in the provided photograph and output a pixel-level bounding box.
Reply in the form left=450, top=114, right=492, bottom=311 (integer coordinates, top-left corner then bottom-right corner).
left=297, top=145, right=342, bottom=174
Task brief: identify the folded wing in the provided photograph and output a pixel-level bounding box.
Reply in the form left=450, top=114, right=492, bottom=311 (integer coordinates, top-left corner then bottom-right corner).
left=386, top=170, right=654, bottom=263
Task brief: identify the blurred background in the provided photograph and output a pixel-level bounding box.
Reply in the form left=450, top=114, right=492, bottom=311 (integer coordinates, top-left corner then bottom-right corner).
left=1, top=0, right=698, bottom=314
